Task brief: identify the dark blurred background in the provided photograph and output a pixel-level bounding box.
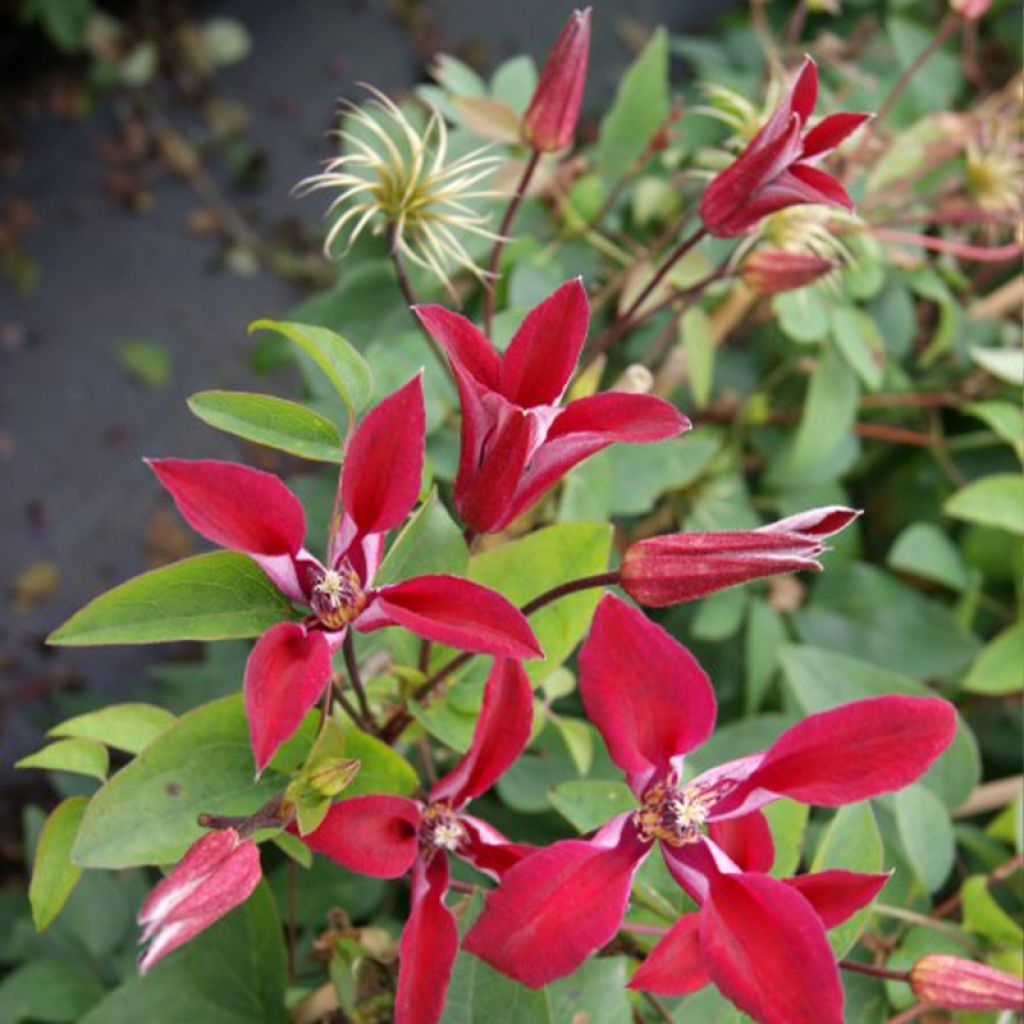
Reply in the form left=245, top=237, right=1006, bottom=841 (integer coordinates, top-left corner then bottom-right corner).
left=0, top=1, right=731, bottom=810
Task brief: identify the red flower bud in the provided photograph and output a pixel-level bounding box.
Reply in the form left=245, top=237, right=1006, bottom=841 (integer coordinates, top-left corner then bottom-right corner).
left=742, top=249, right=835, bottom=295
left=137, top=828, right=262, bottom=972
left=523, top=9, right=591, bottom=152
left=620, top=506, right=860, bottom=606
left=910, top=955, right=1024, bottom=1011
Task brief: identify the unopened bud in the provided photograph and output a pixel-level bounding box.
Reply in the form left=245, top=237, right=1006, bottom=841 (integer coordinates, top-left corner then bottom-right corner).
left=522, top=9, right=591, bottom=152
left=950, top=0, right=992, bottom=19
left=742, top=250, right=835, bottom=296
left=910, top=954, right=1024, bottom=1012
left=309, top=756, right=361, bottom=797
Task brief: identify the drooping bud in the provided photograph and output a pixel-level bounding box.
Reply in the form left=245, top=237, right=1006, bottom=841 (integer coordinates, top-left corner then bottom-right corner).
left=137, top=829, right=262, bottom=972
left=910, top=954, right=1024, bottom=1011
left=950, top=0, right=992, bottom=19
left=522, top=9, right=592, bottom=152
left=309, top=756, right=362, bottom=798
left=620, top=506, right=860, bottom=606
left=742, top=249, right=835, bottom=296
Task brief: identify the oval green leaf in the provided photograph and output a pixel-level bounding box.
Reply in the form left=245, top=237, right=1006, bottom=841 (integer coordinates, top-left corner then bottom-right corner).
left=29, top=796, right=88, bottom=931
left=49, top=703, right=177, bottom=754
left=17, top=739, right=109, bottom=781
left=48, top=551, right=296, bottom=646
left=188, top=390, right=344, bottom=462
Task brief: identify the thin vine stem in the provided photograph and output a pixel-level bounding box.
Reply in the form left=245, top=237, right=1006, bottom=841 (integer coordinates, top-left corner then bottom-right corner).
left=483, top=148, right=542, bottom=336
left=343, top=633, right=376, bottom=733
left=388, top=229, right=450, bottom=377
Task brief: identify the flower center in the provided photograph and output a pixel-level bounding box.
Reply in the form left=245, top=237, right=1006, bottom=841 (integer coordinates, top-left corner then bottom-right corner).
left=309, top=564, right=366, bottom=630
left=634, top=782, right=715, bottom=847
left=419, top=803, right=466, bottom=854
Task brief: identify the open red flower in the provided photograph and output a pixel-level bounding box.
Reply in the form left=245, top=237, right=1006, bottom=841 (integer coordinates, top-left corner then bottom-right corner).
left=415, top=279, right=689, bottom=533
left=137, top=828, right=262, bottom=973
left=300, top=659, right=535, bottom=1024
left=150, top=376, right=541, bottom=771
left=700, top=57, right=870, bottom=237
left=620, top=505, right=859, bottom=606
left=464, top=595, right=956, bottom=1023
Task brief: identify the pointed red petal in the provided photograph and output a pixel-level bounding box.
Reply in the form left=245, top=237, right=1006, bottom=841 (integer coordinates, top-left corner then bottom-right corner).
left=455, top=402, right=536, bottom=535
left=464, top=815, right=649, bottom=987
left=342, top=376, right=425, bottom=537
left=148, top=458, right=305, bottom=557
left=747, top=696, right=956, bottom=806
left=244, top=622, right=332, bottom=772
left=579, top=594, right=716, bottom=795
left=457, top=814, right=536, bottom=880
left=395, top=855, right=459, bottom=1024
left=760, top=505, right=861, bottom=539
left=629, top=914, right=710, bottom=996
left=787, top=162, right=855, bottom=209
left=361, top=576, right=542, bottom=659
left=413, top=305, right=500, bottom=388
left=708, top=811, right=774, bottom=873
left=509, top=392, right=689, bottom=526
left=790, top=56, right=819, bottom=122
left=802, top=112, right=871, bottom=159
left=499, top=279, right=589, bottom=406
left=701, top=872, right=844, bottom=1024
left=431, top=659, right=533, bottom=807
left=300, top=795, right=421, bottom=878
left=786, top=870, right=890, bottom=928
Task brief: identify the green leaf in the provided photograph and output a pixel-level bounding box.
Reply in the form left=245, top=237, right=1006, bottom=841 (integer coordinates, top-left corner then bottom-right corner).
left=744, top=599, right=787, bottom=713
left=831, top=307, right=885, bottom=391
left=545, top=958, right=632, bottom=1024
left=892, top=784, right=955, bottom=892
left=29, top=797, right=88, bottom=931
left=466, top=523, right=613, bottom=685
left=597, top=29, right=669, bottom=183
left=969, top=346, right=1024, bottom=386
left=778, top=643, right=980, bottom=808
left=763, top=799, right=808, bottom=878
left=188, top=391, right=344, bottom=462
left=249, top=319, right=373, bottom=428
left=200, top=17, right=251, bottom=67
left=794, top=564, right=979, bottom=681
left=781, top=346, right=860, bottom=482
left=115, top=339, right=172, bottom=389
left=551, top=716, right=594, bottom=777
left=72, top=696, right=290, bottom=868
left=681, top=306, right=715, bottom=407
left=17, top=739, right=108, bottom=781
left=548, top=779, right=635, bottom=833
left=887, top=522, right=970, bottom=591
left=340, top=724, right=419, bottom=799
left=886, top=17, right=961, bottom=119
left=962, top=624, right=1024, bottom=696
left=945, top=474, right=1024, bottom=536
left=811, top=803, right=883, bottom=956
left=0, top=958, right=105, bottom=1024
left=48, top=552, right=297, bottom=646
left=692, top=587, right=747, bottom=641
left=374, top=490, right=468, bottom=586
left=964, top=401, right=1024, bottom=461
left=961, top=874, right=1024, bottom=944
left=79, top=882, right=287, bottom=1024
left=49, top=703, right=176, bottom=754
left=773, top=287, right=831, bottom=343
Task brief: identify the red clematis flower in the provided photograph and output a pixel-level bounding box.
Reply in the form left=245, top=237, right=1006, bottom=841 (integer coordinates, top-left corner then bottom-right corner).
left=700, top=57, right=871, bottom=238
left=522, top=8, right=592, bottom=152
left=137, top=828, right=262, bottom=973
left=464, top=595, right=956, bottom=1024
left=620, top=505, right=859, bottom=606
left=415, top=280, right=689, bottom=534
left=300, top=659, right=535, bottom=1024
left=150, top=376, right=541, bottom=770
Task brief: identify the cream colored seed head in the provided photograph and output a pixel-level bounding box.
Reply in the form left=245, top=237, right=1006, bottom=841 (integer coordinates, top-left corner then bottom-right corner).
left=294, top=85, right=506, bottom=298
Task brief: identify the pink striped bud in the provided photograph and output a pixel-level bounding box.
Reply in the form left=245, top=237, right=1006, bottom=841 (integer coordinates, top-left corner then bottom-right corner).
left=951, top=0, right=992, bottom=19
left=910, top=955, right=1024, bottom=1011
left=137, top=828, right=262, bottom=972
left=523, top=9, right=591, bottom=152
left=742, top=250, right=835, bottom=296
left=620, top=506, right=860, bottom=606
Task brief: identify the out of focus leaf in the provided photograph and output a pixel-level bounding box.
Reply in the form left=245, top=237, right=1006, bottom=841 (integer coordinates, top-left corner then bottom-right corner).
left=681, top=305, right=715, bottom=407
left=962, top=624, right=1024, bottom=696
left=773, top=287, right=830, bottom=343
left=888, top=522, right=970, bottom=591
left=892, top=784, right=955, bottom=892
left=375, top=490, right=468, bottom=585
left=961, top=875, right=1024, bottom=945
left=945, top=474, right=1024, bottom=536
left=830, top=306, right=885, bottom=391
left=970, top=346, right=1024, bottom=385
left=964, top=401, right=1024, bottom=461
left=29, top=797, right=88, bottom=931
left=0, top=958, right=105, bottom=1024
left=114, top=340, right=171, bottom=389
